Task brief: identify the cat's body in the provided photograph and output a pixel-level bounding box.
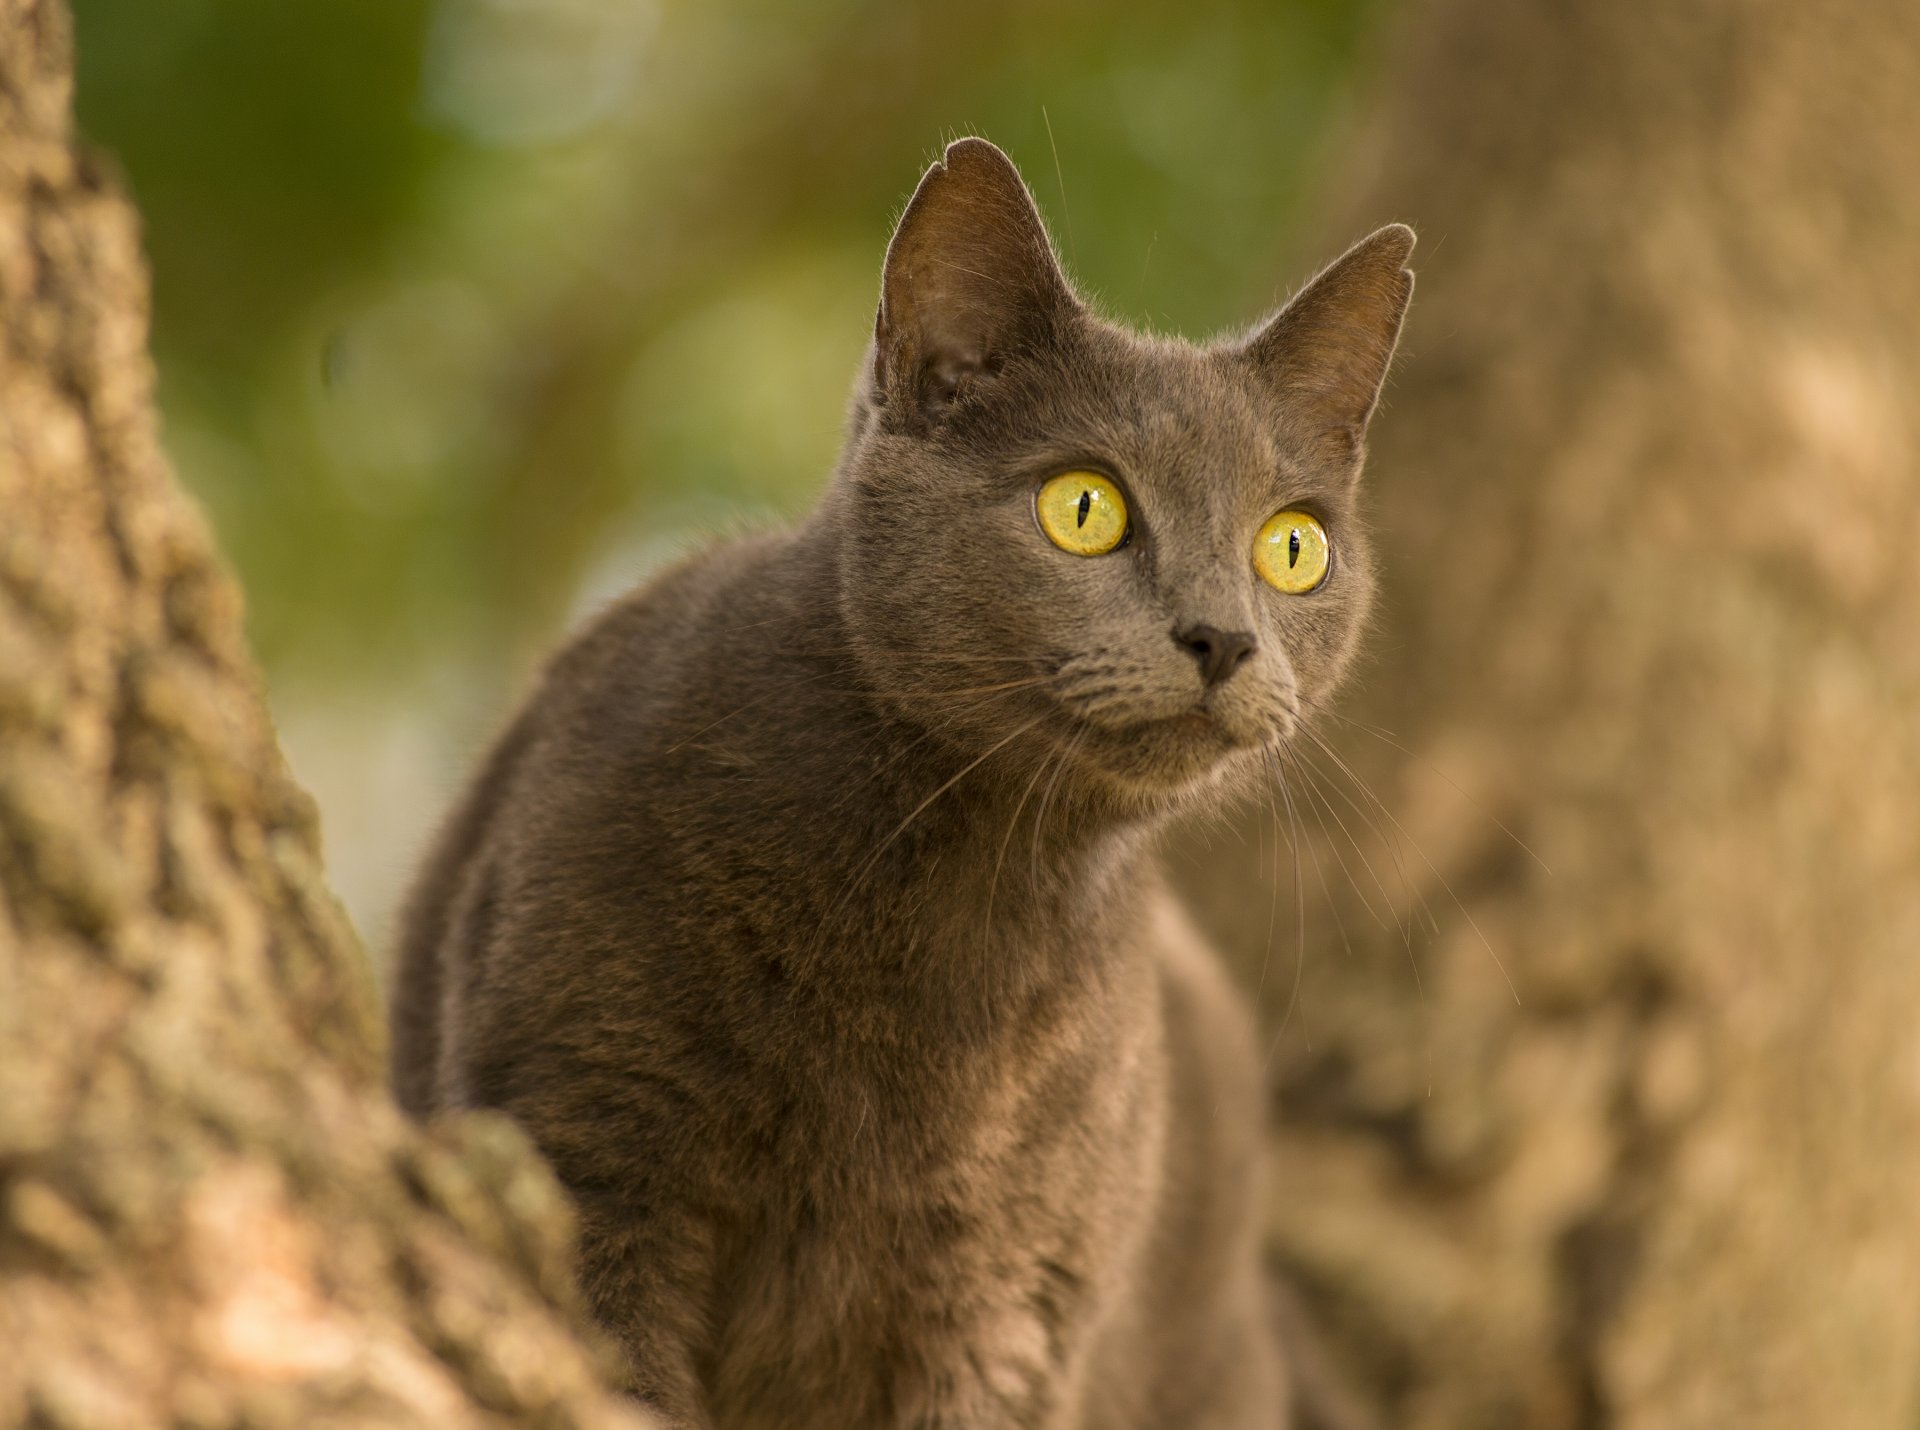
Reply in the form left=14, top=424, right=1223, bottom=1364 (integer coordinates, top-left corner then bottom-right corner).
left=395, top=524, right=1279, bottom=1428
left=392, top=140, right=1411, bottom=1430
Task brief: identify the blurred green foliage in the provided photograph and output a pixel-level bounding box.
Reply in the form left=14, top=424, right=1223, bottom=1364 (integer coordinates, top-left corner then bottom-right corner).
left=72, top=0, right=1383, bottom=685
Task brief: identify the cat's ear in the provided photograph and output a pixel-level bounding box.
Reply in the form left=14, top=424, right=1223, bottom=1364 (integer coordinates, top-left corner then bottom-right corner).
left=872, top=138, right=1078, bottom=423
left=1238, top=224, right=1415, bottom=470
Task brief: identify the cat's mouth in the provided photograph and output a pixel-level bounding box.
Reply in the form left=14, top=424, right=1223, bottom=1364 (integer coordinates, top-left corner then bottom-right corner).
left=1042, top=700, right=1274, bottom=796
left=1062, top=699, right=1262, bottom=748
left=1165, top=710, right=1221, bottom=736
left=1138, top=706, right=1260, bottom=758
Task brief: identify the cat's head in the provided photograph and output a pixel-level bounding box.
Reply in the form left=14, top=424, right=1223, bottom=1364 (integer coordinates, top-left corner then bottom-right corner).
left=832, top=138, right=1411, bottom=812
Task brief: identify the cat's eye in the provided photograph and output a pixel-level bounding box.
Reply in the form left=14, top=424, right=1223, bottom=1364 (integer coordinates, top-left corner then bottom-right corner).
left=1036, top=472, right=1129, bottom=556
left=1253, top=509, right=1331, bottom=594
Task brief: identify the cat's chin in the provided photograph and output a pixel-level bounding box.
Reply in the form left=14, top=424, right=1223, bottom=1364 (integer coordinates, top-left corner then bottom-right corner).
left=1052, top=712, right=1272, bottom=807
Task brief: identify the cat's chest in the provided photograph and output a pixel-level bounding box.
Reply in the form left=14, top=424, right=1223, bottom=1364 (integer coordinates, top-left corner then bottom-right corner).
left=810, top=918, right=1155, bottom=1163
left=708, top=961, right=1170, bottom=1430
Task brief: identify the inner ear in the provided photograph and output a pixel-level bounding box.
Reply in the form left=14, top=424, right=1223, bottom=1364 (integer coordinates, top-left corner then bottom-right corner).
left=1238, top=224, right=1415, bottom=471
left=873, top=138, right=1079, bottom=423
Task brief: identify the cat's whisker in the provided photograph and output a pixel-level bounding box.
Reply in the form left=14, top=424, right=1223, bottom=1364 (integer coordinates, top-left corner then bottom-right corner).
left=1294, top=730, right=1434, bottom=922
left=1298, top=724, right=1521, bottom=1006
left=925, top=255, right=1020, bottom=293
left=844, top=715, right=1049, bottom=901
left=896, top=653, right=1046, bottom=667
left=664, top=666, right=847, bottom=755
left=1251, top=781, right=1278, bottom=1000
left=678, top=675, right=1052, bottom=761
left=1029, top=730, right=1084, bottom=888
left=1262, top=751, right=1310, bottom=1068
left=1292, top=738, right=1439, bottom=979
left=1041, top=104, right=1076, bottom=267
left=983, top=744, right=1059, bottom=947
left=1284, top=747, right=1419, bottom=999
left=1303, top=696, right=1553, bottom=878
left=1282, top=753, right=1358, bottom=963
left=1283, top=746, right=1439, bottom=1110
left=1266, top=751, right=1362, bottom=1050
left=1251, top=750, right=1288, bottom=1006
left=1285, top=746, right=1413, bottom=945
left=907, top=675, right=1053, bottom=699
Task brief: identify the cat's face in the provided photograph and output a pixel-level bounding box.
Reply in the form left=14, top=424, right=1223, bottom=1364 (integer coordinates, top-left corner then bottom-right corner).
left=835, top=140, right=1411, bottom=811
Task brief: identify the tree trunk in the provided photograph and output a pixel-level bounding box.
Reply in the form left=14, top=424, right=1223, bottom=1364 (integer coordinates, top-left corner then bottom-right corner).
left=0, top=3, right=641, bottom=1423
left=1178, top=0, right=1920, bottom=1425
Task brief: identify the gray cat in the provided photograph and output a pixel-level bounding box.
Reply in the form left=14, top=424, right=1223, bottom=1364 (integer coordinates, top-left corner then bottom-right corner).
left=391, top=138, right=1411, bottom=1430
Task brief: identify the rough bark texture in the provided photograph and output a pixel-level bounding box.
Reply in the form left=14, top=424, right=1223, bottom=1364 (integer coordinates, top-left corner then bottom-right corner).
left=0, top=4, right=643, bottom=1424
left=1177, top=0, right=1920, bottom=1425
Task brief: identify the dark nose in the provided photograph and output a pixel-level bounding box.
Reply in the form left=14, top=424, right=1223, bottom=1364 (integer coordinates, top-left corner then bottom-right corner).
left=1173, top=623, right=1257, bottom=688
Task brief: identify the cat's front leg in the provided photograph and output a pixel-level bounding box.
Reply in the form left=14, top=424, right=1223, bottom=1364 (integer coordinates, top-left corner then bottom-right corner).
left=902, top=1349, right=1060, bottom=1430
left=894, top=1282, right=1093, bottom=1430
left=573, top=1197, right=721, bottom=1430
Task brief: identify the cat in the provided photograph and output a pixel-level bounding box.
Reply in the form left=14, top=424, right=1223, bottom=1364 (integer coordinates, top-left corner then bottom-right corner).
left=390, top=137, right=1411, bottom=1430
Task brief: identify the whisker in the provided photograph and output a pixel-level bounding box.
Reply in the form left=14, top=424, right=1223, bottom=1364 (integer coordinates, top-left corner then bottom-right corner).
left=675, top=676, right=1052, bottom=759
left=1299, top=724, right=1521, bottom=1006
left=1282, top=746, right=1434, bottom=1103
left=1286, top=748, right=1422, bottom=999
left=984, top=745, right=1057, bottom=946
left=859, top=717, right=1045, bottom=882
left=1306, top=698, right=1553, bottom=878
left=1291, top=734, right=1435, bottom=946
left=1252, top=753, right=1285, bottom=1005
left=1263, top=754, right=1310, bottom=1067
left=1286, top=747, right=1411, bottom=943
left=1302, top=801, right=1355, bottom=967
left=1041, top=104, right=1076, bottom=266
left=893, top=654, right=1045, bottom=666
left=829, top=718, right=1049, bottom=931
left=664, top=667, right=845, bottom=754
left=890, top=675, right=1052, bottom=701
left=1273, top=749, right=1356, bottom=962
left=1294, top=738, right=1447, bottom=987
left=1029, top=729, right=1083, bottom=887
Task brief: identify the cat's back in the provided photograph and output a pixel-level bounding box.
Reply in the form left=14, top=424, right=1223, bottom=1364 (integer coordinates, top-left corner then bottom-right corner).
left=389, top=524, right=817, bottom=1114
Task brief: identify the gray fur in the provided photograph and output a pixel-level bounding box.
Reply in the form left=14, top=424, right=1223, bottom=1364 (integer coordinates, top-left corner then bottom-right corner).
left=391, top=137, right=1412, bottom=1430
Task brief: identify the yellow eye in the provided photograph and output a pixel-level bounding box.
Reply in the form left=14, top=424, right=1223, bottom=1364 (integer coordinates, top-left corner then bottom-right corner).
left=1036, top=472, right=1129, bottom=556
left=1253, top=509, right=1331, bottom=594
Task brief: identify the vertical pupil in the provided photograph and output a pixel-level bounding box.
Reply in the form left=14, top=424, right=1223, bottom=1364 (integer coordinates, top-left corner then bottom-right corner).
left=1076, top=489, right=1092, bottom=528
left=1288, top=529, right=1301, bottom=568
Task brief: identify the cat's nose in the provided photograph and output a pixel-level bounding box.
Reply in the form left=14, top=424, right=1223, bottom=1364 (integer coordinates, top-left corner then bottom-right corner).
left=1173, top=623, right=1257, bottom=688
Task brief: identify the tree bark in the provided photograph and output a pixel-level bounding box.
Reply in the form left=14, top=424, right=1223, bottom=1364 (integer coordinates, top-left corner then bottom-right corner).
left=1177, top=0, right=1920, bottom=1425
left=0, top=3, right=642, bottom=1423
